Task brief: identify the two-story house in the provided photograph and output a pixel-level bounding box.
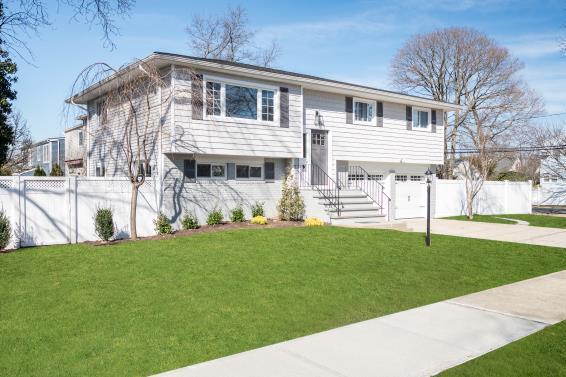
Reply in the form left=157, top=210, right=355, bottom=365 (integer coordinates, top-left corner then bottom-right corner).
left=28, top=137, right=65, bottom=175
left=70, top=52, right=460, bottom=224
left=64, top=116, right=87, bottom=176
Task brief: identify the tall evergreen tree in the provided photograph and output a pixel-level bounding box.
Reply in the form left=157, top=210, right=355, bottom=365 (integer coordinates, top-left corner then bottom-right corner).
left=0, top=2, right=17, bottom=166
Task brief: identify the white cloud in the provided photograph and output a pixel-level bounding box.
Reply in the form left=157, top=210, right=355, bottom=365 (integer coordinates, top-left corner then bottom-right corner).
left=502, top=32, right=562, bottom=58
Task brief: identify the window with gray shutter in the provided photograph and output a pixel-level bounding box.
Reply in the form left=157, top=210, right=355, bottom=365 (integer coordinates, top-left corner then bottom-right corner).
left=265, top=161, right=275, bottom=180
left=183, top=159, right=196, bottom=180
left=345, top=97, right=353, bottom=124
left=227, top=163, right=236, bottom=180
left=406, top=106, right=412, bottom=130
left=280, top=87, right=289, bottom=128
left=377, top=101, right=384, bottom=127
left=191, top=74, right=203, bottom=120
left=431, top=109, right=437, bottom=133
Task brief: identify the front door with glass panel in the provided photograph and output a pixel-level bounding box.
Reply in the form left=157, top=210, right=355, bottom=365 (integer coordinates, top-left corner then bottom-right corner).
left=311, top=130, right=328, bottom=185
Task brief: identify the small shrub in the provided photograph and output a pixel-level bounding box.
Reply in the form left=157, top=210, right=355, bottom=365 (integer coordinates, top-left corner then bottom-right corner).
left=206, top=209, right=223, bottom=225
left=94, top=207, right=114, bottom=242
left=181, top=212, right=199, bottom=230
left=0, top=209, right=11, bottom=250
left=230, top=205, right=245, bottom=223
left=49, top=164, right=64, bottom=176
left=250, top=215, right=268, bottom=225
left=251, top=201, right=264, bottom=217
left=304, top=217, right=325, bottom=227
left=154, top=212, right=173, bottom=235
left=0, top=165, right=12, bottom=176
left=277, top=169, right=305, bottom=221
left=33, top=166, right=46, bottom=176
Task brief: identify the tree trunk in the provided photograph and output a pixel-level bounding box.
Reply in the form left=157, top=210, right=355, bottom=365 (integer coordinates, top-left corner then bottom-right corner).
left=130, top=184, right=139, bottom=240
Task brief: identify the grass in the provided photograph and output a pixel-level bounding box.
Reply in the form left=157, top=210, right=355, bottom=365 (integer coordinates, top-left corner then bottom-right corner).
left=446, top=214, right=566, bottom=228
left=0, top=227, right=565, bottom=376
left=441, top=321, right=566, bottom=376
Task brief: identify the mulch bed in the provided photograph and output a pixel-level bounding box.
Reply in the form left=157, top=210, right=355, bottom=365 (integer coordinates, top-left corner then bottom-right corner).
left=87, top=219, right=304, bottom=246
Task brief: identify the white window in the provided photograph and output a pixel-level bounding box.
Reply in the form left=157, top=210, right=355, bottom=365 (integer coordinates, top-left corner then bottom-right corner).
left=236, top=165, right=262, bottom=179
left=395, top=175, right=408, bottom=182
left=412, top=108, right=430, bottom=130
left=95, top=162, right=105, bottom=177
left=196, top=163, right=225, bottom=179
left=96, top=101, right=108, bottom=124
left=203, top=77, right=277, bottom=123
left=206, top=82, right=222, bottom=116
left=354, top=98, right=374, bottom=125
left=43, top=145, right=49, bottom=162
left=261, top=90, right=274, bottom=121
left=368, top=174, right=383, bottom=181
left=551, top=175, right=559, bottom=182
left=410, top=175, right=424, bottom=182
left=78, top=131, right=84, bottom=146
left=137, top=161, right=152, bottom=178
left=542, top=174, right=549, bottom=182
left=311, top=133, right=325, bottom=145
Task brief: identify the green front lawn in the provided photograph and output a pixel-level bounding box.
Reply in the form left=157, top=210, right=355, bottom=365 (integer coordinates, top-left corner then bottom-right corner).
left=1, top=227, right=565, bottom=376
left=442, top=321, right=566, bottom=376
left=446, top=214, right=566, bottom=228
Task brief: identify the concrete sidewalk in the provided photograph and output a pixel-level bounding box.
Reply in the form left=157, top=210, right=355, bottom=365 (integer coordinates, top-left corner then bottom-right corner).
left=402, top=218, right=566, bottom=248
left=154, top=270, right=566, bottom=377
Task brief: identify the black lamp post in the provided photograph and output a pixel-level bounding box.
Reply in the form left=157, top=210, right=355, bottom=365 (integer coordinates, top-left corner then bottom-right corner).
left=425, top=168, right=433, bottom=247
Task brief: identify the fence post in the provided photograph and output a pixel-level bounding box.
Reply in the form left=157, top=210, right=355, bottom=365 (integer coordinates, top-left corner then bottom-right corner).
left=69, top=176, right=78, bottom=244
left=527, top=180, right=533, bottom=214
left=504, top=180, right=509, bottom=214
left=17, top=176, right=25, bottom=248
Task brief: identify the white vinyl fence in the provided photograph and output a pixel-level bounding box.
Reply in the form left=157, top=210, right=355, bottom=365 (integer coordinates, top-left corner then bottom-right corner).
left=432, top=179, right=532, bottom=218
left=0, top=176, right=160, bottom=249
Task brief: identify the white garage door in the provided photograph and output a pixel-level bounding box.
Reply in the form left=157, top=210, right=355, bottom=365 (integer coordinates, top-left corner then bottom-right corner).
left=395, top=176, right=426, bottom=219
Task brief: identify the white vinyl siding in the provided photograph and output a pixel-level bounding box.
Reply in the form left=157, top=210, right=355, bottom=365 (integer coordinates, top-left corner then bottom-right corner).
left=172, top=67, right=302, bottom=158
left=304, top=89, right=443, bottom=178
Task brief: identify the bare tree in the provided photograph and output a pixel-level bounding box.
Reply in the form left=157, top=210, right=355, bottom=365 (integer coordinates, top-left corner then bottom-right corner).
left=186, top=5, right=280, bottom=67
left=391, top=27, right=544, bottom=218
left=3, top=111, right=32, bottom=172
left=70, top=60, right=170, bottom=239
left=391, top=28, right=543, bottom=180
left=528, top=124, right=566, bottom=180
left=0, top=0, right=134, bottom=61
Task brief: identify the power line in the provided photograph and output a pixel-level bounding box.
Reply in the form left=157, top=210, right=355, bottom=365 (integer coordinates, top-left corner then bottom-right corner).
left=449, top=144, right=566, bottom=154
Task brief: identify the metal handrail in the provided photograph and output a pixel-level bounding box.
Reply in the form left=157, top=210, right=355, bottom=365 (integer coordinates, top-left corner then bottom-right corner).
left=294, top=162, right=342, bottom=216
left=337, top=165, right=391, bottom=219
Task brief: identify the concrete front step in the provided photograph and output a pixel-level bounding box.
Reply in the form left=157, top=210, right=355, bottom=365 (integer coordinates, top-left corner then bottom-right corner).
left=318, top=197, right=373, bottom=205
left=329, top=205, right=381, bottom=213
left=331, top=211, right=386, bottom=220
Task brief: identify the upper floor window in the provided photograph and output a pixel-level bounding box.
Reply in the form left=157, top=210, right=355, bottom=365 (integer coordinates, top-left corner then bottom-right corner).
left=226, top=84, right=257, bottom=119
left=96, top=101, right=108, bottom=125
left=354, top=99, right=374, bottom=125
left=203, top=77, right=277, bottom=123
left=206, top=82, right=221, bottom=116
left=95, top=162, right=105, bottom=177
left=412, top=108, right=429, bottom=130
left=262, top=90, right=274, bottom=121
left=78, top=131, right=84, bottom=146
left=43, top=145, right=49, bottom=162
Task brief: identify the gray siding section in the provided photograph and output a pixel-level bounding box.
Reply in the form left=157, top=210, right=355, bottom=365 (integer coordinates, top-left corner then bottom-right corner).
left=162, top=154, right=288, bottom=224
left=171, top=67, right=302, bottom=158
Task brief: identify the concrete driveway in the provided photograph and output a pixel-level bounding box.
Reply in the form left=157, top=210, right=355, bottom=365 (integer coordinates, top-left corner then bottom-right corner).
left=402, top=218, right=566, bottom=248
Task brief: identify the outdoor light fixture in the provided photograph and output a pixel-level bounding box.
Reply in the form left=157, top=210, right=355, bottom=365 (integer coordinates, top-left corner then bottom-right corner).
left=425, top=168, right=433, bottom=246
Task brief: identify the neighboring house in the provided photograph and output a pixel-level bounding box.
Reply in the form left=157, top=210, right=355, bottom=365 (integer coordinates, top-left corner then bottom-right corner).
left=69, top=52, right=460, bottom=224
left=537, top=156, right=566, bottom=205
left=28, top=137, right=65, bottom=175
left=64, top=116, right=87, bottom=176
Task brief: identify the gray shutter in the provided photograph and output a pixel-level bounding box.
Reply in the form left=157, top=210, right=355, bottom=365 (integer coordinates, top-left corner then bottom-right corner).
left=406, top=106, right=412, bottom=130
left=264, top=161, right=275, bottom=180
left=191, top=73, right=203, bottom=120
left=431, top=109, right=437, bottom=133
left=280, top=87, right=289, bottom=128
left=183, top=159, right=196, bottom=181
left=345, top=97, right=353, bottom=124
left=227, top=163, right=235, bottom=180
left=376, top=101, right=384, bottom=127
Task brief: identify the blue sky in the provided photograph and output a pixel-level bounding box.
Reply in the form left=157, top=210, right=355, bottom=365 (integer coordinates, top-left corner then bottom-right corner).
left=13, top=0, right=566, bottom=140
